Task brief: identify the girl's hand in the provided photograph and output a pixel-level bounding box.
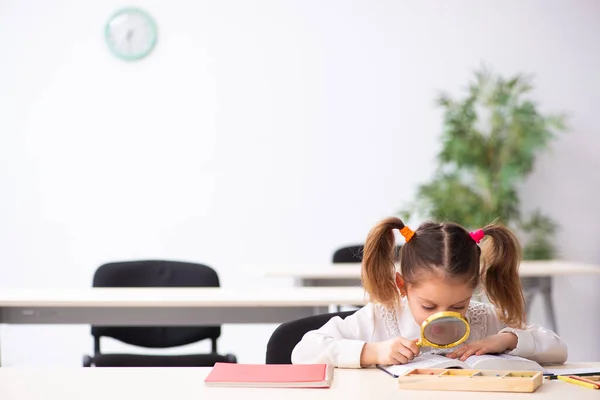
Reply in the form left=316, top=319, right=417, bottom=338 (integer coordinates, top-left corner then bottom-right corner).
left=361, top=337, right=420, bottom=366
left=446, top=333, right=518, bottom=361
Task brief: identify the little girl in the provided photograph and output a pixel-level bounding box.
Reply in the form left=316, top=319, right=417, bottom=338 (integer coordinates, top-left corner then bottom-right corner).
left=291, top=217, right=567, bottom=368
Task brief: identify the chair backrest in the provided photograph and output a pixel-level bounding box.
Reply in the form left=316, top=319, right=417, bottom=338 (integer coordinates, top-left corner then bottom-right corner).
left=91, top=260, right=221, bottom=349
left=332, top=245, right=364, bottom=263
left=265, top=310, right=357, bottom=364
left=332, top=245, right=402, bottom=263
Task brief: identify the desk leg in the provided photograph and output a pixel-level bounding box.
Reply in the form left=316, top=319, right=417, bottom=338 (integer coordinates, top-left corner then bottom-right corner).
left=521, top=277, right=557, bottom=333
left=522, top=277, right=537, bottom=316
left=302, top=279, right=346, bottom=311
left=312, top=306, right=329, bottom=315
left=540, top=277, right=558, bottom=334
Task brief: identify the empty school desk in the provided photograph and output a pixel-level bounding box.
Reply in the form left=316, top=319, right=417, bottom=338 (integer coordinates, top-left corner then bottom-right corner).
left=263, top=260, right=600, bottom=334
left=1, top=363, right=599, bottom=400
left=0, top=287, right=367, bottom=366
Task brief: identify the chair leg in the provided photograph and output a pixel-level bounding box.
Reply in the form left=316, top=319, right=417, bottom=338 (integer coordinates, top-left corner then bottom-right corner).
left=225, top=353, right=237, bottom=363
left=82, top=355, right=93, bottom=367
left=94, top=337, right=101, bottom=355
left=211, top=338, right=217, bottom=353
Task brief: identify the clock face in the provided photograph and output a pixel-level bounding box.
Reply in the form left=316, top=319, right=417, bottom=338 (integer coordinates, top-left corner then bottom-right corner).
left=105, top=8, right=157, bottom=61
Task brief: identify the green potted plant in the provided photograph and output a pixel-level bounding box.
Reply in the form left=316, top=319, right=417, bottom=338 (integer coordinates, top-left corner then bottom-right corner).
left=401, top=66, right=567, bottom=259
left=400, top=66, right=568, bottom=329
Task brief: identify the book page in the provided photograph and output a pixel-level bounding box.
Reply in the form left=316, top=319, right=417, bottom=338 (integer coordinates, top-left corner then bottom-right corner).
left=463, top=354, right=543, bottom=371
left=379, top=353, right=463, bottom=377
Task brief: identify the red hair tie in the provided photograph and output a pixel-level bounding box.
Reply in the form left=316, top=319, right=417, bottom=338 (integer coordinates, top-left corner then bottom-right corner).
left=469, top=229, right=484, bottom=244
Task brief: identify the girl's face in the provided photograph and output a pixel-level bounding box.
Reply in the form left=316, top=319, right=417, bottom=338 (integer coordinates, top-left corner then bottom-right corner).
left=396, top=272, right=474, bottom=327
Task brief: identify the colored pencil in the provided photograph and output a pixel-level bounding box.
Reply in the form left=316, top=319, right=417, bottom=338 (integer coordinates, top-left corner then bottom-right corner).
left=568, top=375, right=600, bottom=388
left=557, top=375, right=599, bottom=390
left=545, top=372, right=600, bottom=380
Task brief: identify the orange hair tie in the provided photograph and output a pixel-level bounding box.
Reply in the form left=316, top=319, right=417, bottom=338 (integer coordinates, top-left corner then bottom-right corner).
left=400, top=226, right=415, bottom=242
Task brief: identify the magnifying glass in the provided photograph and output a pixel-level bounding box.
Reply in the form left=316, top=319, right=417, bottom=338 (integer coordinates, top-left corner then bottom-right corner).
left=415, top=311, right=470, bottom=349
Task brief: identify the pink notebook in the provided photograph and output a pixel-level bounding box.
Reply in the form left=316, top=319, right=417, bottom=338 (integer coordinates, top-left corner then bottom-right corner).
left=204, top=363, right=333, bottom=388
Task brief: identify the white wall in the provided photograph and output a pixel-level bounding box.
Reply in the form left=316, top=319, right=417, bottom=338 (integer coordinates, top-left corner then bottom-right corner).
left=1, top=0, right=599, bottom=366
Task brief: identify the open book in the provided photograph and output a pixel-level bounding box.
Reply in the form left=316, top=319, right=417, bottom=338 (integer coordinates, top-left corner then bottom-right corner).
left=378, top=353, right=544, bottom=377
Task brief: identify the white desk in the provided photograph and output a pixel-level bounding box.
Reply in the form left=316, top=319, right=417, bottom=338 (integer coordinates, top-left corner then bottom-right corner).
left=262, top=260, right=600, bottom=284
left=0, top=287, right=367, bottom=367
left=262, top=260, right=600, bottom=333
left=0, top=287, right=367, bottom=325
left=1, top=363, right=599, bottom=400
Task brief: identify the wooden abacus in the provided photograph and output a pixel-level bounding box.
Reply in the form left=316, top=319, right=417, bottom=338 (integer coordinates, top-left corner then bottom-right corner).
left=397, top=368, right=543, bottom=393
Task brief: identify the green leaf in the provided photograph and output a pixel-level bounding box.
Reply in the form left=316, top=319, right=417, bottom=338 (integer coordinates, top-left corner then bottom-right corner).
left=400, top=66, right=567, bottom=257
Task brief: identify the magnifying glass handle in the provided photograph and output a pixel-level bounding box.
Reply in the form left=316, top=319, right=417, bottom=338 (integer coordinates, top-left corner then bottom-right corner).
left=415, top=338, right=423, bottom=347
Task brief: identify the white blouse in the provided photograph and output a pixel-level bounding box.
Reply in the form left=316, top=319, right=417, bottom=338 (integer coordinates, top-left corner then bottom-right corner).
left=291, top=298, right=568, bottom=368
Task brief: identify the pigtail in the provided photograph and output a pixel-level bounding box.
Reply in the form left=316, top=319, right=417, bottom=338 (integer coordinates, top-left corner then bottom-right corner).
left=362, top=217, right=406, bottom=308
left=479, top=224, right=526, bottom=328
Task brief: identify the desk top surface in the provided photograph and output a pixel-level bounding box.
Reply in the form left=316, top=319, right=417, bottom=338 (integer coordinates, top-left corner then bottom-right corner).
left=0, top=287, right=367, bottom=307
left=1, top=363, right=599, bottom=400
left=262, top=260, right=600, bottom=279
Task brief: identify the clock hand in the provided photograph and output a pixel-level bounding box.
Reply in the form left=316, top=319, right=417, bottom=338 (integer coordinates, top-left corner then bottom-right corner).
left=126, top=28, right=134, bottom=54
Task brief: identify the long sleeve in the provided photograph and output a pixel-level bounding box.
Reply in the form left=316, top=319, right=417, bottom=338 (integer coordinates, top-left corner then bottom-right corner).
left=484, top=306, right=568, bottom=364
left=499, top=324, right=568, bottom=364
left=290, top=304, right=377, bottom=368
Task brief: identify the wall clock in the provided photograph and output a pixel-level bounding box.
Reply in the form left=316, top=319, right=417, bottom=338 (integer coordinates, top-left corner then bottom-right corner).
left=105, top=7, right=158, bottom=61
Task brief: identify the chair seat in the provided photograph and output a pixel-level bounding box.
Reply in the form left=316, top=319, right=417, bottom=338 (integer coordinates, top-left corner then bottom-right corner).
left=88, top=352, right=237, bottom=367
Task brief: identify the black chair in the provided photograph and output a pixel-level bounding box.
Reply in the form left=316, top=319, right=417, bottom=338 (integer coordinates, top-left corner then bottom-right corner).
left=332, top=245, right=365, bottom=263
left=265, top=310, right=357, bottom=364
left=82, top=260, right=237, bottom=367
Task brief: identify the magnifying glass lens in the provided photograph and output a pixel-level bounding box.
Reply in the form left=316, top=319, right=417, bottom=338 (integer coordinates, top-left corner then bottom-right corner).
left=422, top=316, right=468, bottom=346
